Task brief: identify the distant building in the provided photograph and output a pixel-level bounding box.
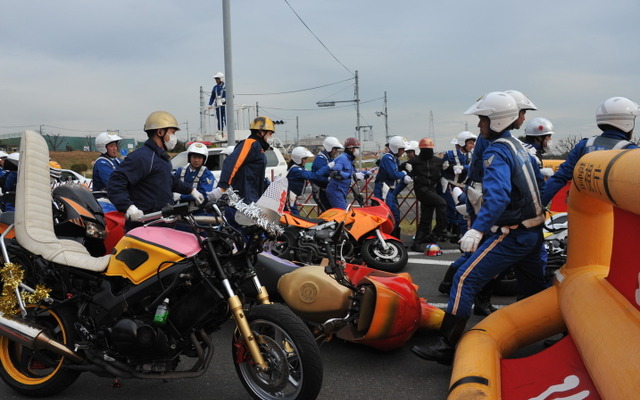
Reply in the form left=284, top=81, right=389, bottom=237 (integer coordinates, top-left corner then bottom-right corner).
left=0, top=132, right=136, bottom=154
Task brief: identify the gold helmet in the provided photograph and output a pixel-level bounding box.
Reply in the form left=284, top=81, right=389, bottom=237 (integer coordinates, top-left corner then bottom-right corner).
left=144, top=111, right=180, bottom=132
left=249, top=116, right=275, bottom=133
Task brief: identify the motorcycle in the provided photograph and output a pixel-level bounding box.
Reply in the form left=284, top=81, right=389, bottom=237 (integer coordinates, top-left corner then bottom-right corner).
left=256, top=228, right=444, bottom=351
left=274, top=198, right=408, bottom=272
left=0, top=135, right=323, bottom=400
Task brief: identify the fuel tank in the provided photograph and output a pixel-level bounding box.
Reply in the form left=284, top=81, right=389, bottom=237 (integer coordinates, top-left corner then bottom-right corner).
left=277, top=266, right=351, bottom=323
left=105, top=226, right=201, bottom=284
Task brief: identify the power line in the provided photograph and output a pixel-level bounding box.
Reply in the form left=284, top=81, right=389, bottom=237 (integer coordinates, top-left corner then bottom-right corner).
left=283, top=0, right=353, bottom=76
left=237, top=77, right=353, bottom=96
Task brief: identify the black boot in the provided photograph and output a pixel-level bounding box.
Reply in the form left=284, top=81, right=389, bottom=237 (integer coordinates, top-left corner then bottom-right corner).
left=390, top=226, right=401, bottom=240
left=438, top=264, right=457, bottom=295
left=411, top=230, right=428, bottom=252
left=411, top=312, right=467, bottom=365
left=473, top=280, right=498, bottom=316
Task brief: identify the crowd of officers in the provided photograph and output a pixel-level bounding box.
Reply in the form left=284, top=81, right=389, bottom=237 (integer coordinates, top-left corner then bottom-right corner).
left=54, top=90, right=639, bottom=368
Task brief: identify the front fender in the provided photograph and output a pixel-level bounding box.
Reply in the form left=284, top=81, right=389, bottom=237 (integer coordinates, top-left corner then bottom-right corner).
left=364, top=232, right=396, bottom=241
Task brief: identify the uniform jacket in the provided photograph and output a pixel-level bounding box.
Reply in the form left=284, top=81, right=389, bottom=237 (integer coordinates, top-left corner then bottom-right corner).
left=375, top=152, right=405, bottom=187
left=92, top=155, right=122, bottom=192
left=217, top=133, right=268, bottom=203
left=174, top=165, right=215, bottom=205
left=310, top=150, right=333, bottom=188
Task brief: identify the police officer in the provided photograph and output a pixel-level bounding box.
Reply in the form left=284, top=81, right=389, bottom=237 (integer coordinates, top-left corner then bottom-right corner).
left=376, top=135, right=412, bottom=237
left=92, top=131, right=123, bottom=194
left=207, top=72, right=226, bottom=132
left=541, top=97, right=640, bottom=206
left=310, top=136, right=343, bottom=212
left=441, top=131, right=476, bottom=240
left=327, top=137, right=365, bottom=210
left=108, top=111, right=204, bottom=229
left=173, top=142, right=215, bottom=209
left=208, top=116, right=275, bottom=205
left=412, top=91, right=546, bottom=365
left=407, top=137, right=452, bottom=251
left=286, top=146, right=333, bottom=215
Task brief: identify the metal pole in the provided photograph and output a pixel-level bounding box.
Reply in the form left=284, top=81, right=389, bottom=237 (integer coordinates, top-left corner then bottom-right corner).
left=199, top=86, right=205, bottom=137
left=222, top=0, right=235, bottom=144
left=296, top=116, right=299, bottom=145
left=384, top=91, right=389, bottom=143
left=355, top=70, right=361, bottom=168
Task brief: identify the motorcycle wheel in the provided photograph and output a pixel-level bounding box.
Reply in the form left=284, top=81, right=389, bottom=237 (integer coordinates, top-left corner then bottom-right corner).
left=361, top=238, right=408, bottom=272
left=233, top=303, right=323, bottom=400
left=0, top=305, right=80, bottom=397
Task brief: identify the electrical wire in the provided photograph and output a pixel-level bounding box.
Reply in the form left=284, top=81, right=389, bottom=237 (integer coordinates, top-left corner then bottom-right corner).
left=237, top=77, right=353, bottom=96
left=283, top=0, right=353, bottom=76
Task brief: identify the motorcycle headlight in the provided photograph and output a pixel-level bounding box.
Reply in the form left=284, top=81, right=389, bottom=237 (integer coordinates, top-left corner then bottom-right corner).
left=85, top=221, right=106, bottom=239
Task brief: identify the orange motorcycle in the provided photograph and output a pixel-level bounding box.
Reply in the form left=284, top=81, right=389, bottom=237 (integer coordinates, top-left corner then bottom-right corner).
left=275, top=198, right=408, bottom=272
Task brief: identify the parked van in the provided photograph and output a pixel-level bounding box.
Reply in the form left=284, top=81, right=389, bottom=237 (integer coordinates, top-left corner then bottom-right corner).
left=170, top=146, right=288, bottom=184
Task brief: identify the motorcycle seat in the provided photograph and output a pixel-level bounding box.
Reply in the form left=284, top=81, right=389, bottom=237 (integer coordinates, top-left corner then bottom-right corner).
left=293, top=215, right=326, bottom=225
left=13, top=130, right=111, bottom=272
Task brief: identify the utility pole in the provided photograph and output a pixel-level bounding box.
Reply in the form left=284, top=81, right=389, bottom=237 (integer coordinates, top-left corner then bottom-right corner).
left=296, top=116, right=299, bottom=145
left=222, top=0, right=235, bottom=143
left=355, top=70, right=362, bottom=167
left=429, top=110, right=435, bottom=145
left=199, top=86, right=207, bottom=136
left=375, top=91, right=389, bottom=143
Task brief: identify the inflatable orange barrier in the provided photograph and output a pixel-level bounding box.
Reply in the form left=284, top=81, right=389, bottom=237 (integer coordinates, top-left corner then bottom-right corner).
left=449, top=149, right=640, bottom=400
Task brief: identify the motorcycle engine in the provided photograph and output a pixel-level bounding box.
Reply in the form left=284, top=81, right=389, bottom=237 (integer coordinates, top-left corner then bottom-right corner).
left=110, top=318, right=172, bottom=360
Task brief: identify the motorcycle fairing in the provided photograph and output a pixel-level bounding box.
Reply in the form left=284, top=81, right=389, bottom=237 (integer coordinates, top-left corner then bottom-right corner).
left=105, top=227, right=201, bottom=284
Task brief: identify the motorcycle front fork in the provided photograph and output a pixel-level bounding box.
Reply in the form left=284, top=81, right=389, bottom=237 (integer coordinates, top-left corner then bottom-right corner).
left=374, top=229, right=390, bottom=251
left=222, top=278, right=269, bottom=370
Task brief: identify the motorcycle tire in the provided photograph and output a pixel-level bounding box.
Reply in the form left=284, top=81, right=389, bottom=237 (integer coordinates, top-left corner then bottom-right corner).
left=233, top=303, right=323, bottom=400
left=0, top=305, right=81, bottom=397
left=360, top=238, right=408, bottom=272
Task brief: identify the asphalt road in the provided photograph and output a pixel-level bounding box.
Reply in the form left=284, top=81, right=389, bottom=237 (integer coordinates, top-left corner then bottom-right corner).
left=0, top=240, right=546, bottom=400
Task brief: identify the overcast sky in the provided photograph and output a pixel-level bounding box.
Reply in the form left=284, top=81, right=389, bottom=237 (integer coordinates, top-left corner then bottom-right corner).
left=2, top=0, right=639, bottom=151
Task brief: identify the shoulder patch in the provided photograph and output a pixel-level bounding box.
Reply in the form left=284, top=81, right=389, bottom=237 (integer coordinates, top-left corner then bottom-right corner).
left=484, top=155, right=495, bottom=168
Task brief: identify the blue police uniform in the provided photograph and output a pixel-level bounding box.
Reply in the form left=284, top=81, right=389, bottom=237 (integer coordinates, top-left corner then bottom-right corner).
left=441, top=148, right=472, bottom=235
left=541, top=130, right=637, bottom=205
left=375, top=152, right=406, bottom=225
left=326, top=152, right=358, bottom=210
left=286, top=163, right=330, bottom=215
left=448, top=131, right=546, bottom=319
left=107, top=139, right=192, bottom=215
left=92, top=155, right=122, bottom=193
left=310, top=150, right=333, bottom=212
left=208, top=82, right=226, bottom=131
left=174, top=164, right=215, bottom=207
left=1, top=171, right=17, bottom=212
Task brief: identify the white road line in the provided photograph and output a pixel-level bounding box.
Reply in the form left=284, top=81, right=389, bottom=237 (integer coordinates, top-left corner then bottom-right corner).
left=408, top=258, right=452, bottom=265
left=408, top=249, right=460, bottom=255
left=429, top=302, right=505, bottom=310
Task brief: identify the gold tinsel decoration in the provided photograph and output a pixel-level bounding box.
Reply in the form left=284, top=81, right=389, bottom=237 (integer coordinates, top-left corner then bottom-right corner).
left=0, top=263, right=51, bottom=315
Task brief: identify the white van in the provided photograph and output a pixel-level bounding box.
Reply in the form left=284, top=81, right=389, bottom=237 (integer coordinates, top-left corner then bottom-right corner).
left=170, top=146, right=288, bottom=184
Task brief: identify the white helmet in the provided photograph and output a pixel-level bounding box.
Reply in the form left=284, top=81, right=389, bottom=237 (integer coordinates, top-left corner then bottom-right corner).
left=95, top=131, right=123, bottom=154
left=322, top=136, right=344, bottom=152
left=525, top=117, right=555, bottom=137
left=406, top=140, right=420, bottom=155
left=464, top=91, right=519, bottom=132
left=504, top=90, right=538, bottom=111
left=213, top=72, right=225, bottom=80
left=291, top=146, right=314, bottom=165
left=596, top=96, right=640, bottom=133
left=388, top=135, right=409, bottom=154
left=221, top=145, right=235, bottom=155
left=0, top=151, right=7, bottom=159
left=187, top=142, right=209, bottom=163
left=451, top=131, right=477, bottom=146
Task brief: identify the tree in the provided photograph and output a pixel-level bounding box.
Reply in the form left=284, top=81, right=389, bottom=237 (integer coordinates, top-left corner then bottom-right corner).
left=550, top=135, right=583, bottom=158
left=44, top=133, right=64, bottom=151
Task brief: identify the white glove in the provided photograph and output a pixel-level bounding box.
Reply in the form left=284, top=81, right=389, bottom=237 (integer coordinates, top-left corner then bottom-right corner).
left=540, top=167, right=554, bottom=178
left=453, top=165, right=464, bottom=175
left=125, top=204, right=143, bottom=221
left=190, top=188, right=205, bottom=205
left=355, top=172, right=365, bottom=181
left=459, top=229, right=483, bottom=253
left=403, top=175, right=413, bottom=184
left=173, top=192, right=181, bottom=202
left=327, top=161, right=335, bottom=168
left=405, top=163, right=413, bottom=172
left=442, top=161, right=450, bottom=170
left=207, top=187, right=225, bottom=201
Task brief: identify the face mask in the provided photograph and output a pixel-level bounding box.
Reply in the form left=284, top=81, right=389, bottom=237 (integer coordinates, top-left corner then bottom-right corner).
left=544, top=139, right=553, bottom=149
left=165, top=133, right=177, bottom=151
left=352, top=149, right=360, bottom=157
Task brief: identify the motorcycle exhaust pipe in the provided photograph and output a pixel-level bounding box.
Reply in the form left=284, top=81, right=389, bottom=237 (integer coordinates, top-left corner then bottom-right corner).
left=0, top=312, right=83, bottom=363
